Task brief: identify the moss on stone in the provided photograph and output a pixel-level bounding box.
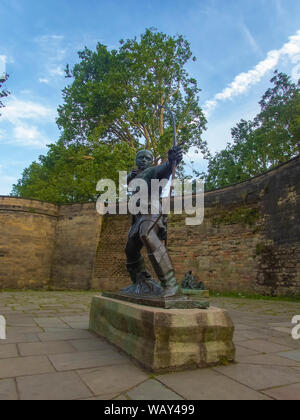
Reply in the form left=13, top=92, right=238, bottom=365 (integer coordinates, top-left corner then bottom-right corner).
left=212, top=206, right=259, bottom=227
left=255, top=242, right=266, bottom=256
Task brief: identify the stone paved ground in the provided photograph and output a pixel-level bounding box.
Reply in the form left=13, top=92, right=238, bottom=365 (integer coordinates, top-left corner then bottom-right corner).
left=0, top=291, right=299, bottom=400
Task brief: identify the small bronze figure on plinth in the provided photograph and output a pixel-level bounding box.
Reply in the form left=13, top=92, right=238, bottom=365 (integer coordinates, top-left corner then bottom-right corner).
left=182, top=271, right=206, bottom=290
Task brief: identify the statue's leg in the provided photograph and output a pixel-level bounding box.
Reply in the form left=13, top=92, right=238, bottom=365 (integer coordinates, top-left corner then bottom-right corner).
left=125, top=236, right=145, bottom=284
left=139, top=221, right=178, bottom=297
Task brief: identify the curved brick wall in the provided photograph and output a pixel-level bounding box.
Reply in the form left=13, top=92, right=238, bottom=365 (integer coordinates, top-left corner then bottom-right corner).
left=93, top=156, right=300, bottom=296
left=0, top=156, right=299, bottom=295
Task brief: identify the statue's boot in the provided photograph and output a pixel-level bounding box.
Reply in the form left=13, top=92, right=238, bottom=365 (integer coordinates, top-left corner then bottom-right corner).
left=147, top=244, right=179, bottom=298
left=122, top=256, right=162, bottom=296
left=126, top=256, right=145, bottom=284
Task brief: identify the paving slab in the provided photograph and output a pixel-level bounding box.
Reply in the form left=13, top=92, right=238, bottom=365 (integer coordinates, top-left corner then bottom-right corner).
left=83, top=393, right=122, bottom=400
left=262, top=383, right=300, bottom=400
left=0, top=344, right=18, bottom=359
left=113, top=394, right=130, bottom=400
left=0, top=291, right=299, bottom=400
left=49, top=350, right=129, bottom=371
left=235, top=345, right=261, bottom=359
left=18, top=341, right=77, bottom=356
left=237, top=353, right=300, bottom=367
left=233, top=323, right=255, bottom=331
left=235, top=329, right=269, bottom=340
left=78, top=363, right=149, bottom=396
left=69, top=338, right=115, bottom=352
left=271, top=327, right=293, bottom=334
left=0, top=356, right=55, bottom=379
left=237, top=339, right=293, bottom=354
left=34, top=318, right=70, bottom=328
left=278, top=350, right=300, bottom=362
left=6, top=326, right=43, bottom=334
left=66, top=322, right=89, bottom=330
left=156, top=369, right=271, bottom=400
left=233, top=331, right=267, bottom=342
left=0, top=333, right=40, bottom=345
left=269, top=322, right=295, bottom=328
left=40, top=328, right=73, bottom=333
left=17, top=372, right=92, bottom=400
left=5, top=317, right=37, bottom=327
left=255, top=326, right=289, bottom=337
left=214, top=364, right=300, bottom=390
left=38, top=329, right=95, bottom=342
left=127, top=379, right=184, bottom=400
left=61, top=316, right=89, bottom=323
left=265, top=336, right=300, bottom=350
left=0, top=379, right=18, bottom=400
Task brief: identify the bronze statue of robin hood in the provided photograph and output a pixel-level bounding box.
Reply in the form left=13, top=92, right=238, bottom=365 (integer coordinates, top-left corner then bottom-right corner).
left=122, top=145, right=183, bottom=298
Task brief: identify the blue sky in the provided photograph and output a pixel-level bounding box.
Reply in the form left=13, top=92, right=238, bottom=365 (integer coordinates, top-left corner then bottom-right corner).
left=1, top=0, right=300, bottom=194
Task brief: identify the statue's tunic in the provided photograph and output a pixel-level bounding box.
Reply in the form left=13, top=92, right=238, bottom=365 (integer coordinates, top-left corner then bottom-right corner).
left=127, top=161, right=172, bottom=240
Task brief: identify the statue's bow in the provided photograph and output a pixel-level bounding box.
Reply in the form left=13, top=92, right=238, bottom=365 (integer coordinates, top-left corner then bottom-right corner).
left=147, top=105, right=177, bottom=237
left=159, top=104, right=177, bottom=183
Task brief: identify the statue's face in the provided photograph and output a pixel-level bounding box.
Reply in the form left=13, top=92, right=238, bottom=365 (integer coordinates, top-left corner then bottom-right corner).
left=136, top=151, right=153, bottom=170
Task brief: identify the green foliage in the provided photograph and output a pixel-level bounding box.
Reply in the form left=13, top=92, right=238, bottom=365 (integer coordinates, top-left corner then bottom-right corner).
left=0, top=73, right=10, bottom=115
left=57, top=28, right=208, bottom=162
left=255, top=242, right=267, bottom=256
left=210, top=290, right=300, bottom=302
left=11, top=141, right=135, bottom=203
left=204, top=71, right=300, bottom=190
left=212, top=206, right=259, bottom=227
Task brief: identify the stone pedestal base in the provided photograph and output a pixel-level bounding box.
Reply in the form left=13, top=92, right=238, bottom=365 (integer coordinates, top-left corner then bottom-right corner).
left=102, top=291, right=209, bottom=309
left=89, top=295, right=235, bottom=372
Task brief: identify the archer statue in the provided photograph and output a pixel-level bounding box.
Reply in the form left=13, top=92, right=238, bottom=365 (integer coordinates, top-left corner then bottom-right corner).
left=122, top=106, right=182, bottom=298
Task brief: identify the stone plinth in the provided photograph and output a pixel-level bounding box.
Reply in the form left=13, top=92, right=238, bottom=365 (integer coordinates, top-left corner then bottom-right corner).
left=102, top=291, right=209, bottom=309
left=180, top=288, right=210, bottom=298
left=89, top=295, right=235, bottom=373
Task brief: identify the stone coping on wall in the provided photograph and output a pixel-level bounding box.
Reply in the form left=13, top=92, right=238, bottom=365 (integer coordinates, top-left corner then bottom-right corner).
left=0, top=196, right=59, bottom=217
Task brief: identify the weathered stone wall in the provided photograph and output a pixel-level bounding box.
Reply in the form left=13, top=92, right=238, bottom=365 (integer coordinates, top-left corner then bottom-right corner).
left=0, top=197, right=58, bottom=289
left=51, top=203, right=102, bottom=290
left=1, top=156, right=299, bottom=295
left=93, top=156, right=300, bottom=296
left=0, top=198, right=102, bottom=290
left=91, top=214, right=156, bottom=291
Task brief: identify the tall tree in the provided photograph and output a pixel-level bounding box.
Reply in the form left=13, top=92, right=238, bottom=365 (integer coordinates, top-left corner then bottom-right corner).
left=57, top=28, right=208, bottom=163
left=11, top=141, right=135, bottom=203
left=204, top=71, right=300, bottom=190
left=0, top=73, right=9, bottom=115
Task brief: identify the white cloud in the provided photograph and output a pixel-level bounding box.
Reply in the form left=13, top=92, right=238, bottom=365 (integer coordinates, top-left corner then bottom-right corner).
left=35, top=34, right=67, bottom=82
left=0, top=96, right=55, bottom=148
left=203, top=29, right=300, bottom=116
left=240, top=23, right=262, bottom=56
left=13, top=124, right=48, bottom=147
left=49, top=66, right=64, bottom=77
left=37, top=34, right=64, bottom=41
left=0, top=123, right=49, bottom=148
left=1, top=96, right=55, bottom=125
